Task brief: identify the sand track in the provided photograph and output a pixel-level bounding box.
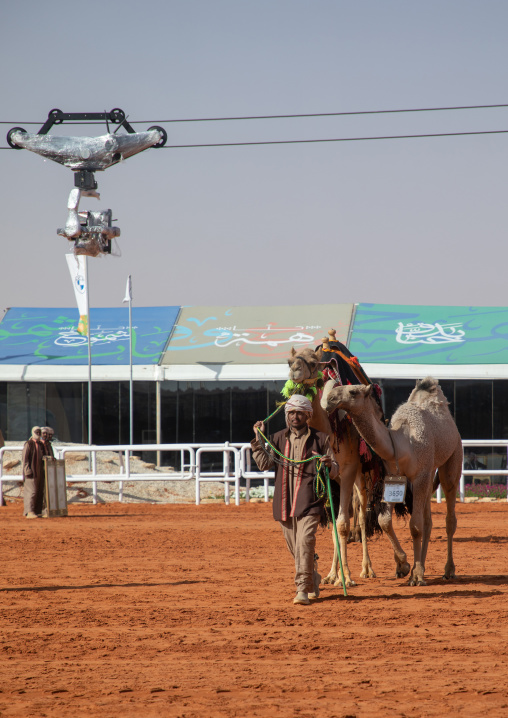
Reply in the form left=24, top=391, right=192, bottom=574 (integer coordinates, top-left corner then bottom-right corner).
left=1, top=502, right=507, bottom=717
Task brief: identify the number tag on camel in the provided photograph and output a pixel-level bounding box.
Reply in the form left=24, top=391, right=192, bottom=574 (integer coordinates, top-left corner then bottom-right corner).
left=383, top=475, right=407, bottom=503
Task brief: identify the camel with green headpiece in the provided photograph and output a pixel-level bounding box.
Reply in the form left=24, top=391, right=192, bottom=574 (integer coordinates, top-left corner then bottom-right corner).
left=285, top=329, right=377, bottom=588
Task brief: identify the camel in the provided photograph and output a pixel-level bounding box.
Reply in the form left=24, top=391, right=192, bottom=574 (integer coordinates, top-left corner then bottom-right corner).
left=287, top=346, right=376, bottom=587
left=322, top=378, right=463, bottom=586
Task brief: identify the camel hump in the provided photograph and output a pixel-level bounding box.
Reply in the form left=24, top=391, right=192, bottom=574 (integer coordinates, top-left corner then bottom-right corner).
left=415, top=377, right=439, bottom=393
left=409, top=377, right=449, bottom=411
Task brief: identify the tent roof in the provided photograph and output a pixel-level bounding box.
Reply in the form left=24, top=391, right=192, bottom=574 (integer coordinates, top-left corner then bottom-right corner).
left=2, top=303, right=508, bottom=381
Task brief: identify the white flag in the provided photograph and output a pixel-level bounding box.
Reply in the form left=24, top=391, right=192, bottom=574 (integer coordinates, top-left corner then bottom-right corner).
left=123, top=275, right=132, bottom=303
left=66, top=254, right=88, bottom=336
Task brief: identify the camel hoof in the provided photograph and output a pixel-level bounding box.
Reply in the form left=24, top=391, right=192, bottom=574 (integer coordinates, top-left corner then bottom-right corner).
left=335, top=578, right=356, bottom=588
left=323, top=575, right=335, bottom=585
left=442, top=572, right=455, bottom=580
left=395, top=563, right=411, bottom=578
left=408, top=577, right=427, bottom=587
left=360, top=569, right=376, bottom=579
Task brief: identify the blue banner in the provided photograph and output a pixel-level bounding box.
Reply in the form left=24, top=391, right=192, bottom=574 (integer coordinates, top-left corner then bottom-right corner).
left=0, top=307, right=180, bottom=365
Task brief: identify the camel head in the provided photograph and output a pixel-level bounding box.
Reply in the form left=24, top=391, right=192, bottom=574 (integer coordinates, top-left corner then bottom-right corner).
left=321, top=383, right=374, bottom=414
left=287, top=347, right=321, bottom=384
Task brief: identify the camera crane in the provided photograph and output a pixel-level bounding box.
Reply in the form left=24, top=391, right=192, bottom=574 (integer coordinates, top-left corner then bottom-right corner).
left=7, top=108, right=167, bottom=256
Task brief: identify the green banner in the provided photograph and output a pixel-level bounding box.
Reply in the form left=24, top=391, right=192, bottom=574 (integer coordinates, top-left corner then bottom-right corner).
left=349, top=304, right=508, bottom=364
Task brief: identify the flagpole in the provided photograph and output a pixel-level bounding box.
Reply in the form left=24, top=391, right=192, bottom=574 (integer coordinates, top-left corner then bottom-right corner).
left=85, top=257, right=92, bottom=446
left=128, top=276, right=133, bottom=450
left=123, top=275, right=133, bottom=453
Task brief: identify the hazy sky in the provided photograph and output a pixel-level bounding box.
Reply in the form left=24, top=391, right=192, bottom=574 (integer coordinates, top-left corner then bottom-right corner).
left=1, top=1, right=507, bottom=311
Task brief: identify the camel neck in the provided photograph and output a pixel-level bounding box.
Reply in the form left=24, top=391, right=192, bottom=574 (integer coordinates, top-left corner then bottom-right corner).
left=349, top=407, right=395, bottom=462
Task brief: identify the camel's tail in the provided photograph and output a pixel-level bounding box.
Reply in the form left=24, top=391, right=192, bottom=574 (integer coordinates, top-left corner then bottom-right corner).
left=402, top=481, right=413, bottom=516
left=329, top=477, right=414, bottom=540
left=364, top=479, right=413, bottom=536
left=433, top=470, right=440, bottom=493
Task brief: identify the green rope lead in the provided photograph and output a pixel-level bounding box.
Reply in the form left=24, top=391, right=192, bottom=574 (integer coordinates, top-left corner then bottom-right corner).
left=255, top=428, right=321, bottom=465
left=263, top=402, right=285, bottom=424
left=256, top=425, right=348, bottom=598
left=323, top=464, right=348, bottom=597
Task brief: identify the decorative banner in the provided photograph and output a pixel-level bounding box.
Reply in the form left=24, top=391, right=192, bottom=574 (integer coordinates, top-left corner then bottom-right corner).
left=65, top=254, right=88, bottom=336
left=0, top=307, right=179, bottom=365
left=349, top=304, right=508, bottom=364
left=123, top=275, right=132, bottom=304
left=162, top=304, right=354, bottom=364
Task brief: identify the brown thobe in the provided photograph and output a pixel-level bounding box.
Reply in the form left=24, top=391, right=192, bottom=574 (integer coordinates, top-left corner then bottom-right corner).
left=251, top=425, right=338, bottom=594
left=22, top=438, right=47, bottom=516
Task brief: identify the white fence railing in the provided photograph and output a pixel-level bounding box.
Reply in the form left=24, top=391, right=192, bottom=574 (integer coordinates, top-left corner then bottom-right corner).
left=58, top=444, right=195, bottom=505
left=1, top=439, right=507, bottom=506
left=0, top=442, right=275, bottom=506
left=436, top=439, right=508, bottom=503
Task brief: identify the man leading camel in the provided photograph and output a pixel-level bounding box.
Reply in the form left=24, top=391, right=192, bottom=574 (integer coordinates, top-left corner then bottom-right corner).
left=251, top=395, right=338, bottom=605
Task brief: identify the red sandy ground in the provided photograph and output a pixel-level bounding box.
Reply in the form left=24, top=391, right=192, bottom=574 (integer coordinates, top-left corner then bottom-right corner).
left=1, top=501, right=507, bottom=718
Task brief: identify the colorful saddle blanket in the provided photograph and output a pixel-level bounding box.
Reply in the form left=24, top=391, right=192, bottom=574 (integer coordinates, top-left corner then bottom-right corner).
left=316, top=339, right=371, bottom=386
left=316, top=340, right=384, bottom=483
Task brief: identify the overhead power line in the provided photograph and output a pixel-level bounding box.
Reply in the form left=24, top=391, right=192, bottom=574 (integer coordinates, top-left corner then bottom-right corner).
left=1, top=128, right=508, bottom=151
left=130, top=102, right=508, bottom=123
left=1, top=102, right=508, bottom=125
left=160, top=129, right=508, bottom=148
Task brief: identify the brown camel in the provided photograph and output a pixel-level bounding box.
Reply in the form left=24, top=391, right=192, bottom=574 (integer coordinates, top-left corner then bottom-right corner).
left=287, top=347, right=376, bottom=587
left=322, top=378, right=463, bottom=586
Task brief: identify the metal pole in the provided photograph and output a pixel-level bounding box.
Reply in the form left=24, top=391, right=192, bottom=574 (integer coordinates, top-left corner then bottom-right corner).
left=85, top=257, right=92, bottom=447
left=156, top=380, right=161, bottom=468
left=128, top=280, right=133, bottom=450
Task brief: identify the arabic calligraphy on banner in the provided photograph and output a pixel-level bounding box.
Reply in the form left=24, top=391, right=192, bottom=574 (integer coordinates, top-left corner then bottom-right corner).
left=0, top=307, right=179, bottom=365
left=349, top=304, right=508, bottom=364
left=163, top=305, right=354, bottom=364
left=54, top=326, right=136, bottom=347
left=213, top=327, right=316, bottom=349
left=395, top=322, right=465, bottom=345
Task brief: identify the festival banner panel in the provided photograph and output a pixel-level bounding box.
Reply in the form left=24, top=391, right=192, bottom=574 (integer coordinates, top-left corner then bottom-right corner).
left=349, top=304, right=508, bottom=364
left=162, top=304, right=354, bottom=364
left=0, top=307, right=180, bottom=365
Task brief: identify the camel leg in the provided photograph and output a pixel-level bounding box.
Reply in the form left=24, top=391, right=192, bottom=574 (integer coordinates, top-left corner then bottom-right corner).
left=377, top=503, right=410, bottom=577
left=326, top=468, right=357, bottom=587
left=355, top=481, right=376, bottom=578
left=350, top=490, right=362, bottom=543
left=323, top=502, right=355, bottom=585
left=438, top=442, right=462, bottom=579
left=420, top=491, right=433, bottom=569
left=442, top=489, right=457, bottom=579
left=408, top=472, right=433, bottom=586
left=323, top=474, right=343, bottom=585
left=323, top=524, right=340, bottom=585
left=324, top=506, right=356, bottom=587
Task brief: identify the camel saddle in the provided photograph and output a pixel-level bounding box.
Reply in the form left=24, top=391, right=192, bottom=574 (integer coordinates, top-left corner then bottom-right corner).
left=316, top=339, right=371, bottom=387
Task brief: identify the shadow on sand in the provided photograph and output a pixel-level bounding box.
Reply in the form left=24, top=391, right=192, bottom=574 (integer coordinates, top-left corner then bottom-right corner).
left=454, top=535, right=508, bottom=544
left=0, top=579, right=205, bottom=593
left=317, top=586, right=505, bottom=603
left=315, top=573, right=508, bottom=602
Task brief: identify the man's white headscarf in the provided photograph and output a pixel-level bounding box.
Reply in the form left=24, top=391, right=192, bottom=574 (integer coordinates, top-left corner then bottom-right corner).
left=31, top=426, right=41, bottom=440
left=284, top=395, right=313, bottom=422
